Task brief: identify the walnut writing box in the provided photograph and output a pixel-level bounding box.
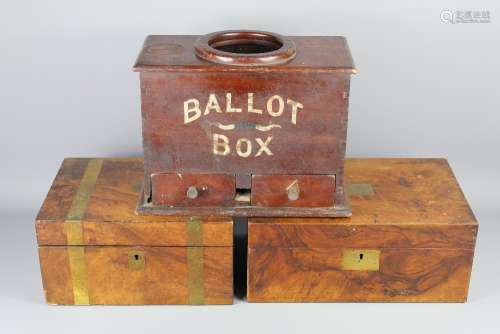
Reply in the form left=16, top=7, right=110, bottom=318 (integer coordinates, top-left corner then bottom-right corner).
left=36, top=158, right=233, bottom=305
left=247, top=159, right=478, bottom=302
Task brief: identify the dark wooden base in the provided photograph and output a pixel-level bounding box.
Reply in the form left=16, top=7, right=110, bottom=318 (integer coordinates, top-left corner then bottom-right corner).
left=136, top=190, right=351, bottom=218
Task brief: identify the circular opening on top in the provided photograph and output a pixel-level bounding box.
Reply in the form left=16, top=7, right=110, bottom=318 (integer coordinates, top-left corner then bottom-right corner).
left=209, top=33, right=283, bottom=54
left=194, top=30, right=296, bottom=66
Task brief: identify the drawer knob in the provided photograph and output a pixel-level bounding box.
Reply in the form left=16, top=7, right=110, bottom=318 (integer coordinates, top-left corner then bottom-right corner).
left=186, top=186, right=199, bottom=199
left=286, top=180, right=300, bottom=201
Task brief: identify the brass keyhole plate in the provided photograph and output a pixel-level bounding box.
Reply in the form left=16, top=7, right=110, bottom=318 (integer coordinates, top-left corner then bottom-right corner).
left=128, top=251, right=145, bottom=270
left=341, top=249, right=380, bottom=271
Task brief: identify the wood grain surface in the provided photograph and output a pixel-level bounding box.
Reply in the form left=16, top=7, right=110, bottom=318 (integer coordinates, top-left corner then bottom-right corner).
left=40, top=246, right=232, bottom=305
left=247, top=158, right=478, bottom=302
left=248, top=247, right=474, bottom=302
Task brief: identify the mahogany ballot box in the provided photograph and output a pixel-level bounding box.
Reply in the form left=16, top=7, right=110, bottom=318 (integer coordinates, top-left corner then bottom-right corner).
left=247, top=159, right=478, bottom=302
left=36, top=158, right=233, bottom=305
left=133, top=31, right=356, bottom=217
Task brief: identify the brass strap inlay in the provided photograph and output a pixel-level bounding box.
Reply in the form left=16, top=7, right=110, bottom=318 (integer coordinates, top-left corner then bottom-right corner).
left=187, top=247, right=204, bottom=305
left=64, top=220, right=84, bottom=245
left=67, top=247, right=90, bottom=305
left=64, top=158, right=104, bottom=245
left=346, top=183, right=375, bottom=197
left=186, top=216, right=203, bottom=246
left=66, top=158, right=104, bottom=222
left=186, top=217, right=204, bottom=304
left=64, top=158, right=104, bottom=305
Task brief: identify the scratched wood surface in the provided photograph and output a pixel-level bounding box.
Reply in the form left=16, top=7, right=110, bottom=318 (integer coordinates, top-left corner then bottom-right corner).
left=36, top=158, right=233, bottom=305
left=247, top=158, right=478, bottom=302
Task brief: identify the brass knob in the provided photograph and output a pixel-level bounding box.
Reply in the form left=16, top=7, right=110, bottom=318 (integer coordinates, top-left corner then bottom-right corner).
left=286, top=180, right=300, bottom=201
left=186, top=186, right=199, bottom=199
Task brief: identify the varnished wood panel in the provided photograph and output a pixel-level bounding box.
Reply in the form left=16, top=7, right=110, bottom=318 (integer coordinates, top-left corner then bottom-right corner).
left=248, top=247, right=474, bottom=302
left=138, top=71, right=351, bottom=215
left=38, top=247, right=74, bottom=305
left=249, top=223, right=476, bottom=249
left=139, top=71, right=349, bottom=176
left=39, top=246, right=232, bottom=305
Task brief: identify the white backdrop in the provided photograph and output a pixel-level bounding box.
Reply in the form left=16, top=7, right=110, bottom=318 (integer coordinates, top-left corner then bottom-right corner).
left=0, top=1, right=499, bottom=333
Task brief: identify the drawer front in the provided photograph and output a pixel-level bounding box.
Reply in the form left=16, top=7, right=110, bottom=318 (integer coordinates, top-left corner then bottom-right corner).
left=151, top=173, right=235, bottom=207
left=251, top=174, right=335, bottom=207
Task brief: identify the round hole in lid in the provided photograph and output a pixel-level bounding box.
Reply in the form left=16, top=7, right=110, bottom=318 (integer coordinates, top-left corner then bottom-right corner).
left=209, top=34, right=283, bottom=54
left=194, top=30, right=296, bottom=66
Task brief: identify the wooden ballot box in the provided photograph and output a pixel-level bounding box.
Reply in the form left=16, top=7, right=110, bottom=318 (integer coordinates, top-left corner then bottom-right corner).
left=134, top=30, right=356, bottom=217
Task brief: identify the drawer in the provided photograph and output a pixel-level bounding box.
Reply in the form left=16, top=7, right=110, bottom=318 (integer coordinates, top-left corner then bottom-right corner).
left=151, top=173, right=235, bottom=207
left=251, top=174, right=335, bottom=207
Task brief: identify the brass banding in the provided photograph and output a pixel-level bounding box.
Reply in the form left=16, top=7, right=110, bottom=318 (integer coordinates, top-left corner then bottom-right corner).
left=186, top=217, right=205, bottom=304
left=64, top=158, right=104, bottom=305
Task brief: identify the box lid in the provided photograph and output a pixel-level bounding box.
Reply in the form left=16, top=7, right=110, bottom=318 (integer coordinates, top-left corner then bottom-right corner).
left=249, top=158, right=478, bottom=249
left=35, top=158, right=233, bottom=246
left=133, top=31, right=356, bottom=73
